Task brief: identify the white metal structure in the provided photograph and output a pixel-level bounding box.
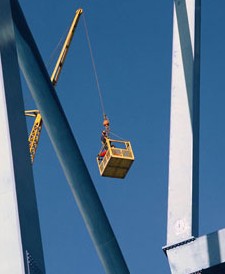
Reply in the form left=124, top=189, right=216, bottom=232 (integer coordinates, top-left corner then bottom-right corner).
left=166, top=0, right=200, bottom=247
left=164, top=1, right=225, bottom=273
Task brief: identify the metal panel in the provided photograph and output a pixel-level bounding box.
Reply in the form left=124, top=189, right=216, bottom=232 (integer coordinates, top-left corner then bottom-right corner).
left=166, top=228, right=225, bottom=274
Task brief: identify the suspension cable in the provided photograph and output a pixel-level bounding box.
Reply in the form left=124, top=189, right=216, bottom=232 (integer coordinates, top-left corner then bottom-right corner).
left=110, top=131, right=125, bottom=141
left=82, top=13, right=106, bottom=118
left=46, top=26, right=69, bottom=71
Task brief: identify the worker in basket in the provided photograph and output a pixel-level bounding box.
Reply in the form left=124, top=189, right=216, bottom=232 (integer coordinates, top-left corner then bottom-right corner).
left=101, top=130, right=108, bottom=145
left=98, top=130, right=116, bottom=161
left=97, top=116, right=112, bottom=160
left=98, top=130, right=108, bottom=160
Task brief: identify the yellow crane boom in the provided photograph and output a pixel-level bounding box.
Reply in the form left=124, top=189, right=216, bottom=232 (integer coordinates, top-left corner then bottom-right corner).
left=51, top=8, right=83, bottom=85
left=25, top=8, right=83, bottom=163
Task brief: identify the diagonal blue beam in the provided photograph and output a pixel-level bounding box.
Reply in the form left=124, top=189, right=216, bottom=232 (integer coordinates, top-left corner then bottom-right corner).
left=11, top=0, right=129, bottom=273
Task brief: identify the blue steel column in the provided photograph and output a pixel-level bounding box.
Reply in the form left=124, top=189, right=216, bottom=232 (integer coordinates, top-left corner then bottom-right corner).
left=11, top=1, right=129, bottom=273
left=166, top=0, right=201, bottom=247
left=0, top=0, right=45, bottom=273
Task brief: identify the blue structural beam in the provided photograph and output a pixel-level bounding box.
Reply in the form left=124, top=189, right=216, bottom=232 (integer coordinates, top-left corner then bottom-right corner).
left=12, top=0, right=129, bottom=273
left=0, top=0, right=45, bottom=273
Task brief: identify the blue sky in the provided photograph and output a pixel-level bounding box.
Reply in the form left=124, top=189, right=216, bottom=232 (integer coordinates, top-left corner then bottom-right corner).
left=18, top=0, right=225, bottom=273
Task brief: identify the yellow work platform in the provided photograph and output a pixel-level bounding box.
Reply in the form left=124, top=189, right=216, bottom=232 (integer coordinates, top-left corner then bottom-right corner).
left=97, top=138, right=134, bottom=179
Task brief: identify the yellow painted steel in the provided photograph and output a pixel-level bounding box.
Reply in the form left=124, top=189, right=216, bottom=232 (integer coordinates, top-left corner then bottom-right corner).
left=25, top=110, right=42, bottom=162
left=25, top=8, right=82, bottom=163
left=51, top=8, right=83, bottom=85
left=97, top=138, right=134, bottom=179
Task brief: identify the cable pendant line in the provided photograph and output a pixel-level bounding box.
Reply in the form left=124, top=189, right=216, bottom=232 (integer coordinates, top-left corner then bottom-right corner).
left=82, top=13, right=106, bottom=118
left=46, top=26, right=70, bottom=71
left=110, top=131, right=125, bottom=141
